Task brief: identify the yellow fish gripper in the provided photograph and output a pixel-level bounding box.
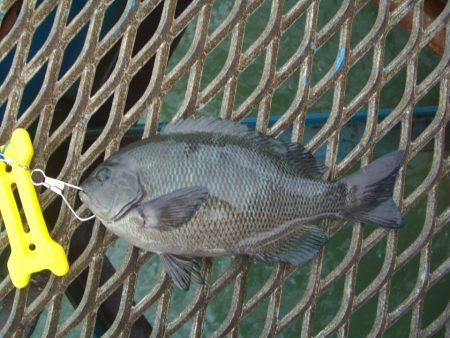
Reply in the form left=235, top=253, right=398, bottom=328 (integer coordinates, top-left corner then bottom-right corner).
left=0, top=128, right=69, bottom=288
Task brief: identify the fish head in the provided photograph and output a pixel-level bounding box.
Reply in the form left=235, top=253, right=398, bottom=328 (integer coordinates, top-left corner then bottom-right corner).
left=80, top=156, right=143, bottom=221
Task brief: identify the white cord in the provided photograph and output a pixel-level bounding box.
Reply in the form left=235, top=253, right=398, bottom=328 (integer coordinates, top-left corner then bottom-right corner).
left=59, top=193, right=96, bottom=222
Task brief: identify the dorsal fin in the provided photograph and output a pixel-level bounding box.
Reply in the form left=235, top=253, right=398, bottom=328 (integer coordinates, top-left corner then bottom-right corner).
left=161, top=117, right=326, bottom=177
left=161, top=116, right=249, bottom=136
left=282, top=143, right=327, bottom=176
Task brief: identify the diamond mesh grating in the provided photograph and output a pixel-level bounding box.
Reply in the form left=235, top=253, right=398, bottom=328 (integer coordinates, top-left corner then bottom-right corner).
left=0, top=0, right=449, bottom=337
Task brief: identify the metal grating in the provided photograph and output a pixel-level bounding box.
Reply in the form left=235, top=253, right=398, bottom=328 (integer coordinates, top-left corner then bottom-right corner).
left=0, top=0, right=449, bottom=337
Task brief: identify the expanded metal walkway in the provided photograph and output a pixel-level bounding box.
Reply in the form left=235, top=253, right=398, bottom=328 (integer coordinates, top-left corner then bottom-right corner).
left=0, top=0, right=449, bottom=337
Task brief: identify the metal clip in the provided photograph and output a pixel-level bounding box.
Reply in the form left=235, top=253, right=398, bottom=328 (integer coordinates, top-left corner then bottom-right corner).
left=30, top=169, right=95, bottom=222
left=30, top=169, right=82, bottom=196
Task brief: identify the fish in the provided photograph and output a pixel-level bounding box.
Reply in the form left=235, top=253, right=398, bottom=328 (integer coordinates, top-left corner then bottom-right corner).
left=79, top=117, right=405, bottom=290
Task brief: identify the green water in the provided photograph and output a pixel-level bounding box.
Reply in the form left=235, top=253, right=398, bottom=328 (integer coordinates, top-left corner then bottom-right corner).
left=29, top=0, right=448, bottom=337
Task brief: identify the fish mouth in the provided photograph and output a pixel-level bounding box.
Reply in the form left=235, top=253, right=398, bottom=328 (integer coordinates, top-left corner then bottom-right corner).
left=79, top=190, right=100, bottom=218
left=79, top=191, right=90, bottom=206
left=79, top=189, right=143, bottom=222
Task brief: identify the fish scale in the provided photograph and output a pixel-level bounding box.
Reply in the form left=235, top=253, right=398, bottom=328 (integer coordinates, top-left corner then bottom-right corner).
left=122, top=137, right=328, bottom=253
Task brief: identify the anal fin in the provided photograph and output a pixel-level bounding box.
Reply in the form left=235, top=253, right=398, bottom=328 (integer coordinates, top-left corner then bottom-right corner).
left=249, top=224, right=329, bottom=266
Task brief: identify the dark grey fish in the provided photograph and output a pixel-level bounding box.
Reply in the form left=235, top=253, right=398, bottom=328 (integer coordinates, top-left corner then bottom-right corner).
left=80, top=117, right=405, bottom=290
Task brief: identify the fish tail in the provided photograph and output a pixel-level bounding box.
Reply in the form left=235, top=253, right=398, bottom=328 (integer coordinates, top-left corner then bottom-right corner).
left=339, top=150, right=405, bottom=229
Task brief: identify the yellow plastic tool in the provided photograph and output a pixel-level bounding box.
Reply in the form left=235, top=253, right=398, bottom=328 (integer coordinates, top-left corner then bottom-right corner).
left=0, top=129, right=69, bottom=288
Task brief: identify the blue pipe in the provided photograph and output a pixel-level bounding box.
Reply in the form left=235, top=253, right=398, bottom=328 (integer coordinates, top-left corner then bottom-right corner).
left=240, top=106, right=437, bottom=128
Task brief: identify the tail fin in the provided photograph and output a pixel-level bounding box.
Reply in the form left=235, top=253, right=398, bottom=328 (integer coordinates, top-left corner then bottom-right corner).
left=340, top=150, right=405, bottom=229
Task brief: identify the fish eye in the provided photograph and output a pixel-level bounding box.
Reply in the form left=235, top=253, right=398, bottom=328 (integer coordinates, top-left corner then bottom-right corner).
left=96, top=167, right=111, bottom=183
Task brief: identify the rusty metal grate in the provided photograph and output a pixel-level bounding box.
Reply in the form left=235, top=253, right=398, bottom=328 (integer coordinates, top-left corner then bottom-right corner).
left=0, top=0, right=449, bottom=337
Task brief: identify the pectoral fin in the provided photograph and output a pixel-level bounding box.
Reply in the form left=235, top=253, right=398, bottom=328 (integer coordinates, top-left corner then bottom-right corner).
left=160, top=254, right=204, bottom=290
left=137, top=187, right=208, bottom=230
left=249, top=224, right=329, bottom=266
